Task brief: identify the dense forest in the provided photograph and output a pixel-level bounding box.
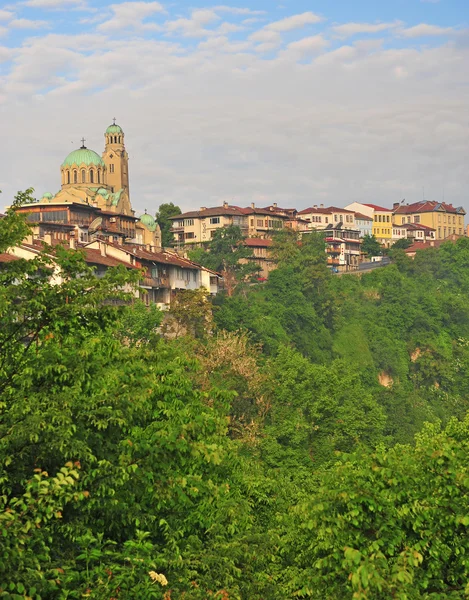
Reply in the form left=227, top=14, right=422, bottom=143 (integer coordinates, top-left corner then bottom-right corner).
left=2, top=196, right=469, bottom=599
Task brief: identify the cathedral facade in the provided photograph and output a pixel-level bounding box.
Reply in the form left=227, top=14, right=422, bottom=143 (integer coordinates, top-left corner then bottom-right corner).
left=17, top=121, right=160, bottom=248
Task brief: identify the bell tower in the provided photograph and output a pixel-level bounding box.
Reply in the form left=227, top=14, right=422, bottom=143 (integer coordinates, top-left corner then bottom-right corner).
left=102, top=119, right=130, bottom=198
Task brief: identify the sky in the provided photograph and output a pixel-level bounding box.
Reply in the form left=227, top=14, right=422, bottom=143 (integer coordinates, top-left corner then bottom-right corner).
left=0, top=0, right=468, bottom=216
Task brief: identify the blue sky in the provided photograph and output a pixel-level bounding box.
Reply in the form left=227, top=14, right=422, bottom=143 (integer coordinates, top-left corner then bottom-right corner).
left=0, top=0, right=468, bottom=213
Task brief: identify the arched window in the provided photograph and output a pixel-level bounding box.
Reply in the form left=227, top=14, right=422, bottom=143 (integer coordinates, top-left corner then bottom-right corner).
left=81, top=169, right=86, bottom=183
left=73, top=170, right=78, bottom=184
left=90, top=169, right=94, bottom=183
left=119, top=136, right=122, bottom=144
left=67, top=171, right=70, bottom=184
left=97, top=169, right=101, bottom=183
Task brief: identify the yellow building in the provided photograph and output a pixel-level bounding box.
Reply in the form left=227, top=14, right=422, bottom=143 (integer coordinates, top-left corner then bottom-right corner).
left=392, top=201, right=466, bottom=241
left=345, top=202, right=393, bottom=246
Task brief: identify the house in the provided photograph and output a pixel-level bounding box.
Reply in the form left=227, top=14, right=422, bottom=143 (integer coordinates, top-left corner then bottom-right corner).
left=354, top=213, right=373, bottom=238
left=345, top=203, right=393, bottom=247
left=297, top=205, right=356, bottom=230
left=243, top=238, right=275, bottom=279
left=392, top=201, right=465, bottom=241
left=303, top=224, right=361, bottom=272
left=392, top=223, right=436, bottom=244
left=169, top=202, right=289, bottom=246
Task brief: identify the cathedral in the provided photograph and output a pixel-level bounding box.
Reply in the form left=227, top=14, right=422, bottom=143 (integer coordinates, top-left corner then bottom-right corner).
left=17, top=121, right=160, bottom=248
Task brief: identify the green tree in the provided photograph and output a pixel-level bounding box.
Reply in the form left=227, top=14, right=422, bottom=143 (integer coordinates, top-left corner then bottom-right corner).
left=361, top=234, right=382, bottom=257
left=155, top=202, right=181, bottom=247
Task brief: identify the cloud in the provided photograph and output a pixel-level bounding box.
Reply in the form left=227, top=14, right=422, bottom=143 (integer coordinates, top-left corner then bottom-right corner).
left=286, top=34, right=328, bottom=54
left=400, top=24, right=456, bottom=37
left=0, top=9, right=14, bottom=20
left=22, top=0, right=88, bottom=9
left=332, top=21, right=402, bottom=38
left=266, top=12, right=323, bottom=32
left=249, top=29, right=281, bottom=43
left=98, top=1, right=164, bottom=32
left=213, top=6, right=265, bottom=16
left=164, top=9, right=220, bottom=37
left=9, top=18, right=49, bottom=29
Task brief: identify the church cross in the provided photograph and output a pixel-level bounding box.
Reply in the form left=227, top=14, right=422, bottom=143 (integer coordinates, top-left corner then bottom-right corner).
left=112, top=117, right=116, bottom=125
left=80, top=137, right=86, bottom=148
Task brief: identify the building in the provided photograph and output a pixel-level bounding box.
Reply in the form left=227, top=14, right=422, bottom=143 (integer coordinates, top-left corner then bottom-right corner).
left=354, top=213, right=373, bottom=238
left=15, top=121, right=161, bottom=249
left=243, top=238, right=275, bottom=279
left=297, top=205, right=356, bottom=230
left=344, top=202, right=393, bottom=246
left=6, top=121, right=219, bottom=306
left=392, top=223, right=436, bottom=244
left=392, top=201, right=466, bottom=241
left=170, top=203, right=289, bottom=246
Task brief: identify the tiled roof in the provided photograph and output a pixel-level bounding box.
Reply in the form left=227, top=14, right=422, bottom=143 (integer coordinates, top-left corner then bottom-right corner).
left=82, top=248, right=139, bottom=269
left=363, top=203, right=392, bottom=212
left=354, top=212, right=373, bottom=221
left=0, top=252, right=19, bottom=263
left=244, top=238, right=273, bottom=247
left=394, top=201, right=465, bottom=215
left=297, top=206, right=355, bottom=215
left=395, top=223, right=436, bottom=232
left=169, top=205, right=246, bottom=219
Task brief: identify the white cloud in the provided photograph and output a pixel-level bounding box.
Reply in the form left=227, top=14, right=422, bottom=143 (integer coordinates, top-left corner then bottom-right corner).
left=22, top=0, right=88, bottom=9
left=213, top=6, right=265, bottom=16
left=400, top=24, right=456, bottom=37
left=0, top=46, right=12, bottom=62
left=164, top=9, right=220, bottom=37
left=0, top=9, right=14, bottom=20
left=249, top=29, right=281, bottom=43
left=332, top=21, right=402, bottom=38
left=9, top=18, right=49, bottom=29
left=266, top=11, right=323, bottom=32
left=0, top=26, right=7, bottom=36
left=286, top=35, right=328, bottom=54
left=98, top=1, right=164, bottom=32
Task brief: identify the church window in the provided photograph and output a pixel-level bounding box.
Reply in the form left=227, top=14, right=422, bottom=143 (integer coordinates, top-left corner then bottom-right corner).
left=110, top=164, right=115, bottom=173
left=97, top=169, right=101, bottom=183
left=90, top=169, right=94, bottom=183
left=81, top=169, right=86, bottom=183
left=73, top=170, right=78, bottom=184
left=67, top=171, right=70, bottom=184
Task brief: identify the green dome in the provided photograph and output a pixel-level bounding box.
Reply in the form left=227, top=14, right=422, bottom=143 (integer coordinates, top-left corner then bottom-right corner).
left=140, top=212, right=156, bottom=231
left=96, top=188, right=109, bottom=197
left=61, top=147, right=105, bottom=168
left=106, top=124, right=123, bottom=134
left=42, top=192, right=53, bottom=199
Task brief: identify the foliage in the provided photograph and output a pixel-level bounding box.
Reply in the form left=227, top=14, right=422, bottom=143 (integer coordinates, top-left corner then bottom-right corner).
left=161, top=287, right=213, bottom=339
left=155, top=202, right=181, bottom=247
left=361, top=234, right=382, bottom=257
left=115, top=299, right=163, bottom=345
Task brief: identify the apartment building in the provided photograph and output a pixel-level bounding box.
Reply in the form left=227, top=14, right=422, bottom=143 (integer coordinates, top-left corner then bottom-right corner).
left=345, top=202, right=393, bottom=246
left=170, top=202, right=289, bottom=246
left=392, top=201, right=466, bottom=241
left=297, top=206, right=356, bottom=230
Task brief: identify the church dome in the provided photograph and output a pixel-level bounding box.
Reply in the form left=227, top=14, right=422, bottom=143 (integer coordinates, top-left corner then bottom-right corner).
left=42, top=192, right=53, bottom=200
left=106, top=123, right=123, bottom=134
left=61, top=147, right=105, bottom=168
left=140, top=212, right=156, bottom=231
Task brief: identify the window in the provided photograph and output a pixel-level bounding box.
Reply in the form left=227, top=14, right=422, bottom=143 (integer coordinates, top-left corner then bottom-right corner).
left=438, top=227, right=441, bottom=237
left=407, top=217, right=411, bottom=223
left=257, top=219, right=264, bottom=227
left=81, top=169, right=86, bottom=183
left=184, top=232, right=195, bottom=239
left=250, top=219, right=254, bottom=227
left=73, top=170, right=78, bottom=184
left=210, top=217, right=220, bottom=225
left=151, top=267, right=159, bottom=278
left=414, top=216, right=420, bottom=223
left=97, top=169, right=101, bottom=183
left=184, top=218, right=194, bottom=226
left=453, top=216, right=456, bottom=224
left=402, top=217, right=405, bottom=224
left=374, top=215, right=378, bottom=222
left=334, top=215, right=338, bottom=222
left=90, top=170, right=94, bottom=183
left=325, top=217, right=328, bottom=223
left=438, top=214, right=441, bottom=223
left=109, top=164, right=115, bottom=174
left=67, top=171, right=70, bottom=184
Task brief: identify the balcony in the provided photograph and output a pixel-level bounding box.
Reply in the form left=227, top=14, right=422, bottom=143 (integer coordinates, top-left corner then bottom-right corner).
left=326, top=246, right=341, bottom=254
left=327, top=257, right=341, bottom=266
left=170, top=226, right=184, bottom=232
left=140, top=275, right=170, bottom=288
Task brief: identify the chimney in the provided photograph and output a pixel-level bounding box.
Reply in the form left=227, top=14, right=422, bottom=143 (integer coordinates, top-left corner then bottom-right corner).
left=200, top=207, right=206, bottom=211
left=69, top=237, right=75, bottom=250
left=223, top=201, right=229, bottom=209
left=320, top=204, right=324, bottom=208
left=44, top=233, right=52, bottom=245
left=251, top=202, right=255, bottom=209
left=273, top=203, right=277, bottom=208
left=313, top=205, right=318, bottom=209
left=100, top=241, right=106, bottom=257
left=393, top=202, right=400, bottom=209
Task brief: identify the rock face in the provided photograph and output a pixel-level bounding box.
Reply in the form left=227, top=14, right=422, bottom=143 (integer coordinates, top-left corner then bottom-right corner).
left=378, top=371, right=393, bottom=388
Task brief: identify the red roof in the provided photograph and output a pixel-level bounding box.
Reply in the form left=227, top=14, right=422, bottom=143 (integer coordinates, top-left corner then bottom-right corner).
left=354, top=212, right=373, bottom=221
left=363, top=203, right=392, bottom=212
left=0, top=252, right=19, bottom=263
left=244, top=238, right=273, bottom=247
left=297, top=206, right=354, bottom=216
left=394, top=201, right=465, bottom=215
left=81, top=248, right=140, bottom=269
left=395, top=223, right=436, bottom=232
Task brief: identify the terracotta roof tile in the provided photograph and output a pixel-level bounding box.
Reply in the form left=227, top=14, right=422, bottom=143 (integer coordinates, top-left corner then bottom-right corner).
left=363, top=203, right=392, bottom=212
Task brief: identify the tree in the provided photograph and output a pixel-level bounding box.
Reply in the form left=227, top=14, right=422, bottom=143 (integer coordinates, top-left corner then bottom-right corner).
left=155, top=202, right=181, bottom=247
left=391, top=237, right=413, bottom=250
left=283, top=416, right=469, bottom=599
left=361, top=234, right=382, bottom=257
left=191, top=225, right=260, bottom=296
